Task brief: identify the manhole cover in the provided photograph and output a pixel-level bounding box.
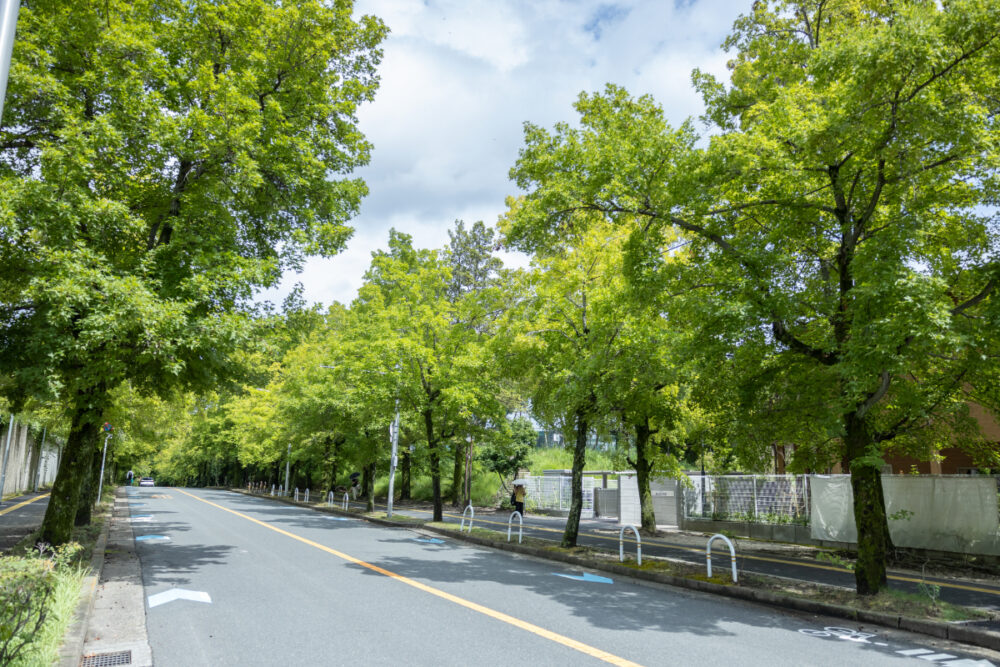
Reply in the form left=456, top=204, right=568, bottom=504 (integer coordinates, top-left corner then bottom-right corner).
left=80, top=649, right=132, bottom=666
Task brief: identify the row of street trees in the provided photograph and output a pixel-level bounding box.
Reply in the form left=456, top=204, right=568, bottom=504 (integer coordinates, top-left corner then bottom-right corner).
left=1, top=1, right=997, bottom=599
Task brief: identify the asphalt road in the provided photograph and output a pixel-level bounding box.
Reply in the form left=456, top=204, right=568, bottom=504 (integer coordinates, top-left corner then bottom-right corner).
left=130, top=488, right=998, bottom=666
left=0, top=491, right=49, bottom=552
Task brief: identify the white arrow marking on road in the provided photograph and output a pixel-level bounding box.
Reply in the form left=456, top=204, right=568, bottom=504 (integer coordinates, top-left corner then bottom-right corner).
left=553, top=572, right=613, bottom=584
left=148, top=588, right=212, bottom=608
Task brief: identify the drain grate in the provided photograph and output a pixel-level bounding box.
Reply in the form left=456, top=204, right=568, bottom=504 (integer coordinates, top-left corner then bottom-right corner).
left=80, top=649, right=132, bottom=666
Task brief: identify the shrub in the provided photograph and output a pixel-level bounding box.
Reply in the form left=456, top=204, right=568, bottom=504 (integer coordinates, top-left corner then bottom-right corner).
left=0, top=557, right=56, bottom=664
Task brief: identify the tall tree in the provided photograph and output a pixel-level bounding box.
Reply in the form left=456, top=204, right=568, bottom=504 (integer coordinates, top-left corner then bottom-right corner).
left=0, top=0, right=386, bottom=544
left=506, top=2, right=1000, bottom=594
left=499, top=220, right=632, bottom=547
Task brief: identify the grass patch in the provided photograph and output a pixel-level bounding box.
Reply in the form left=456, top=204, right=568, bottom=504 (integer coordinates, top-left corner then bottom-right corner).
left=365, top=512, right=426, bottom=524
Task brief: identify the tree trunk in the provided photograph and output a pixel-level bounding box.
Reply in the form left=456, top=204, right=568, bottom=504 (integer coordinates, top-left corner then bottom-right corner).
left=450, top=439, right=465, bottom=506
left=75, top=440, right=101, bottom=526
left=634, top=420, right=657, bottom=535
left=40, top=403, right=101, bottom=545
left=400, top=449, right=411, bottom=500
left=424, top=409, right=443, bottom=522
left=365, top=460, right=375, bottom=512
left=561, top=408, right=588, bottom=548
left=845, top=413, right=891, bottom=595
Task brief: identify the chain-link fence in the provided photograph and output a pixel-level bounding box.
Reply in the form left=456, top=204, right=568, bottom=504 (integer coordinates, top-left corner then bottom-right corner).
left=522, top=475, right=595, bottom=518
left=683, top=474, right=811, bottom=525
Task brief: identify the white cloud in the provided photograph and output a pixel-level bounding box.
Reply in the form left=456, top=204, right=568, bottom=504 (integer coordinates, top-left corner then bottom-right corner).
left=259, top=0, right=750, bottom=308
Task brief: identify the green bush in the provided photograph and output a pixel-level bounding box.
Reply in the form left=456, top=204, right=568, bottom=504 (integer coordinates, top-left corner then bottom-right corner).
left=0, top=557, right=56, bottom=664
left=0, top=541, right=84, bottom=666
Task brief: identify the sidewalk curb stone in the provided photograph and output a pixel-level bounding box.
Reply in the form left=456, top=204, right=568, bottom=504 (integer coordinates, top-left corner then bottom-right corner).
left=57, top=504, right=110, bottom=667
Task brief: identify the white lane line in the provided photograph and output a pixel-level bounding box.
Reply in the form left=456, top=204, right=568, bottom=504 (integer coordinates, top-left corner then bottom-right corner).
left=898, top=649, right=935, bottom=656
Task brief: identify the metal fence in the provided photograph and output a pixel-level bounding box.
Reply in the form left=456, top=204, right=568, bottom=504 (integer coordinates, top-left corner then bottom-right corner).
left=683, top=474, right=811, bottom=525
left=522, top=475, right=596, bottom=518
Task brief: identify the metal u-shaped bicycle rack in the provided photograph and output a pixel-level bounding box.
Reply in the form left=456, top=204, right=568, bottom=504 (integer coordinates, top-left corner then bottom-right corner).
left=706, top=534, right=738, bottom=583
left=460, top=504, right=474, bottom=532
left=619, top=525, right=642, bottom=565
left=342, top=493, right=349, bottom=510
left=507, top=511, right=523, bottom=543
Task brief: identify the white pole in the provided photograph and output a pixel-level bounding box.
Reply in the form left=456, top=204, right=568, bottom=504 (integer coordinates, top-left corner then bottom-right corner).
left=96, top=432, right=112, bottom=503
left=0, top=414, right=14, bottom=503
left=0, top=0, right=20, bottom=123
left=387, top=397, right=399, bottom=518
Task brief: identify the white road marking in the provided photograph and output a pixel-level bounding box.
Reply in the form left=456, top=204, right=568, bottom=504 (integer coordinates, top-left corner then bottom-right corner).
left=148, top=588, right=212, bottom=608
left=899, top=649, right=935, bottom=656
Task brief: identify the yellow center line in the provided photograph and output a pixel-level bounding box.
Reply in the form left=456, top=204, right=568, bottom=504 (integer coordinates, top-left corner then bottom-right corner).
left=0, top=493, right=50, bottom=516
left=396, top=506, right=1000, bottom=597
left=176, top=488, right=643, bottom=667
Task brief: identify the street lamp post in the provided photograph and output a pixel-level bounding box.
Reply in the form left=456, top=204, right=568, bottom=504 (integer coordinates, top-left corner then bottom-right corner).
left=96, top=423, right=113, bottom=503
left=0, top=0, right=20, bottom=123
left=386, top=397, right=400, bottom=518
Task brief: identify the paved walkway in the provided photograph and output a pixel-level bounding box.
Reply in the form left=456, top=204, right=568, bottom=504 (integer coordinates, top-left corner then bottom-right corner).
left=76, top=487, right=153, bottom=667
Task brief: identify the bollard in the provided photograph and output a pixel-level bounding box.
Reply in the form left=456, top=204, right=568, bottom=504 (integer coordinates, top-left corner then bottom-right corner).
left=342, top=493, right=349, bottom=510
left=270, top=484, right=275, bottom=497
left=507, top=511, right=523, bottom=544
left=460, top=504, right=474, bottom=533
left=327, top=491, right=334, bottom=506
left=619, top=525, right=641, bottom=565
left=706, top=534, right=738, bottom=583
left=304, top=488, right=310, bottom=503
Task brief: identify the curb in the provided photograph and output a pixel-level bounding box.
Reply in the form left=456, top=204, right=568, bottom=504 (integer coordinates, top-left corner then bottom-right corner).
left=237, top=489, right=1000, bottom=653
left=57, top=504, right=111, bottom=667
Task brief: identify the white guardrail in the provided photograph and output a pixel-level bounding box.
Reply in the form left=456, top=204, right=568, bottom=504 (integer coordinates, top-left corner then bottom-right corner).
left=507, top=511, right=523, bottom=544
left=706, top=533, right=738, bottom=583
left=619, top=525, right=641, bottom=565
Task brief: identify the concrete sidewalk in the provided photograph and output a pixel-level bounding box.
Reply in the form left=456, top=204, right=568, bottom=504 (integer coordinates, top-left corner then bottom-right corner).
left=61, top=488, right=152, bottom=667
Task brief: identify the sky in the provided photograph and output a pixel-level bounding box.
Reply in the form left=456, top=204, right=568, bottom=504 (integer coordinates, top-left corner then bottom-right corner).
left=260, top=0, right=751, bottom=308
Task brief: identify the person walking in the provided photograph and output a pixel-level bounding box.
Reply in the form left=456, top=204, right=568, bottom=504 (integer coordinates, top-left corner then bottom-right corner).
left=513, top=481, right=526, bottom=516
left=126, top=470, right=134, bottom=486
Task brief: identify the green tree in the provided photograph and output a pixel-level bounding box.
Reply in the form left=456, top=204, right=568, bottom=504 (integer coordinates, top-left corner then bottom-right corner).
left=506, top=2, right=1000, bottom=594
left=0, top=0, right=386, bottom=544
left=499, top=220, right=634, bottom=547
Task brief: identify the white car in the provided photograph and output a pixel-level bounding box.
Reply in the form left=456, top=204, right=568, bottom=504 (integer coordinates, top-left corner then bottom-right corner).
left=138, top=477, right=155, bottom=487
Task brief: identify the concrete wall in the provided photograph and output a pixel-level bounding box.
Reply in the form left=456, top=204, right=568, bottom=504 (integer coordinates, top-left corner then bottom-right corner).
left=0, top=419, right=60, bottom=497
